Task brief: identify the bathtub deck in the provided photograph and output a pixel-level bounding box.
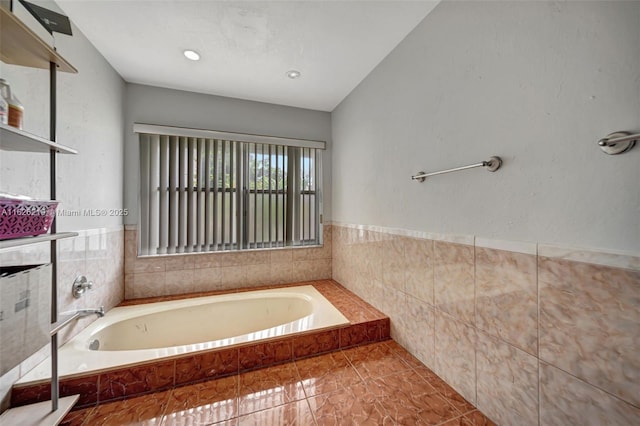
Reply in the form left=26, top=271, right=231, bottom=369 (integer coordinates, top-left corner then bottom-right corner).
left=11, top=280, right=390, bottom=410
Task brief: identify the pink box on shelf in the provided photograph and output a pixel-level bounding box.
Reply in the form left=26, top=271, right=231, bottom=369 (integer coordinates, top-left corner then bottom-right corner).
left=0, top=197, right=58, bottom=240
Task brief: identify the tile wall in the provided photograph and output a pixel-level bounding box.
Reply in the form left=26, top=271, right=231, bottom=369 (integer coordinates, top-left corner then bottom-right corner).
left=0, top=227, right=124, bottom=411
left=124, top=225, right=332, bottom=299
left=331, top=222, right=640, bottom=425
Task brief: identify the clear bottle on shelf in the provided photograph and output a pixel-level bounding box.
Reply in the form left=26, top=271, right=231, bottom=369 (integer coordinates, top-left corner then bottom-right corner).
left=0, top=78, right=24, bottom=129
left=0, top=79, right=9, bottom=125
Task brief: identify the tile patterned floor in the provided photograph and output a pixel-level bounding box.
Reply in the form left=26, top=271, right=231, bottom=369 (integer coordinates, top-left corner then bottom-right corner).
left=61, top=340, right=495, bottom=425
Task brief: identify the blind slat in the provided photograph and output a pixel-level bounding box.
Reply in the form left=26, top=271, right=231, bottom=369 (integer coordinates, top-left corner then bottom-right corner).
left=149, top=135, right=160, bottom=254
left=197, top=138, right=205, bottom=251
left=221, top=140, right=226, bottom=248
left=228, top=140, right=232, bottom=249
left=268, top=144, right=272, bottom=247
left=212, top=139, right=219, bottom=250
left=139, top=134, right=151, bottom=255
left=205, top=139, right=212, bottom=250
left=158, top=135, right=169, bottom=254
left=275, top=144, right=279, bottom=247
left=187, top=138, right=195, bottom=252
left=253, top=143, right=257, bottom=249
left=168, top=136, right=178, bottom=254
left=178, top=137, right=187, bottom=252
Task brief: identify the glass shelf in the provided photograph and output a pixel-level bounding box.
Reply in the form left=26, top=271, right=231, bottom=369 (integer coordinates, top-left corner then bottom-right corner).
left=0, top=124, right=77, bottom=154
left=0, top=232, right=79, bottom=251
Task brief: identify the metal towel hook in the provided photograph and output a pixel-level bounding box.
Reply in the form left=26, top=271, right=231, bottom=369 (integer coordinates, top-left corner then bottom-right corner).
left=598, top=131, right=638, bottom=155
left=72, top=275, right=93, bottom=298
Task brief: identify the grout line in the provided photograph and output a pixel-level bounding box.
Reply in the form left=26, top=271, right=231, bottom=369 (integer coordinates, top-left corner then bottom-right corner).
left=434, top=412, right=468, bottom=426
left=156, top=386, right=174, bottom=426
left=537, top=243, right=541, bottom=426
left=303, top=397, right=319, bottom=426
left=77, top=406, right=96, bottom=426
left=539, top=360, right=640, bottom=411
left=473, top=236, right=478, bottom=406
left=431, top=238, right=436, bottom=370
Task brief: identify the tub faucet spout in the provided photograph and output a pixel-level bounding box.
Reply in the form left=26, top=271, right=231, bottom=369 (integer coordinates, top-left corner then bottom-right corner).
left=76, top=306, right=105, bottom=318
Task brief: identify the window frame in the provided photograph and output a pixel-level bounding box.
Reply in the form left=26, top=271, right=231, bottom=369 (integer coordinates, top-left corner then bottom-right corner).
left=135, top=123, right=325, bottom=256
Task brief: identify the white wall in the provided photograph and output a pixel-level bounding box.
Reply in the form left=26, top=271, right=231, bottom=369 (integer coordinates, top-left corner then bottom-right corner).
left=124, top=83, right=332, bottom=226
left=332, top=1, right=640, bottom=253
left=0, top=3, right=125, bottom=231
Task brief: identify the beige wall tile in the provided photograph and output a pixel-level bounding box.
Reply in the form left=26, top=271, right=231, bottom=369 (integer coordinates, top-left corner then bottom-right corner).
left=540, top=362, right=640, bottom=426
left=130, top=271, right=166, bottom=298
left=245, top=251, right=270, bottom=265
left=319, top=225, right=332, bottom=259
left=124, top=229, right=137, bottom=273
left=404, top=295, right=435, bottom=368
left=434, top=241, right=475, bottom=325
left=123, top=225, right=332, bottom=298
left=404, top=237, right=434, bottom=304
left=133, top=256, right=165, bottom=274
left=381, top=285, right=407, bottom=346
left=381, top=235, right=406, bottom=291
left=292, top=247, right=323, bottom=261
left=270, top=249, right=293, bottom=264
left=220, top=266, right=247, bottom=289
left=124, top=228, right=136, bottom=244
left=539, top=257, right=640, bottom=406
left=165, top=270, right=195, bottom=296
left=366, top=279, right=386, bottom=315
left=270, top=262, right=293, bottom=285
left=246, top=264, right=272, bottom=287
left=58, top=230, right=124, bottom=342
left=193, top=267, right=222, bottom=292
left=124, top=273, right=136, bottom=299
left=164, top=255, right=195, bottom=271
left=476, top=331, right=539, bottom=426
left=292, top=259, right=331, bottom=282
left=215, top=252, right=242, bottom=267
left=192, top=253, right=221, bottom=269
left=106, top=231, right=125, bottom=282
left=59, top=236, right=88, bottom=261
left=85, top=256, right=108, bottom=296
left=434, top=309, right=477, bottom=404
left=57, top=257, right=86, bottom=313
left=538, top=244, right=640, bottom=271
left=218, top=251, right=269, bottom=267
left=476, top=247, right=537, bottom=355
left=360, top=232, right=383, bottom=281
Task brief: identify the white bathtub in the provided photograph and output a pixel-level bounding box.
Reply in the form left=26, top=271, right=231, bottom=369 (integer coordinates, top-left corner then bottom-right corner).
left=17, top=285, right=349, bottom=384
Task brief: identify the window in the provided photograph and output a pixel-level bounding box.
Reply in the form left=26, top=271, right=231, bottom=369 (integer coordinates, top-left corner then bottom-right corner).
left=136, top=125, right=324, bottom=256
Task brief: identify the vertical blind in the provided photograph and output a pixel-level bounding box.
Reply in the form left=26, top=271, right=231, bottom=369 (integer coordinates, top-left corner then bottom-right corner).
left=137, top=127, right=323, bottom=256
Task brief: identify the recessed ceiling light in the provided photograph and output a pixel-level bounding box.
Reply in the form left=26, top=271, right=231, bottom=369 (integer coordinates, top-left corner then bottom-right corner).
left=286, top=70, right=301, bottom=79
left=183, top=50, right=200, bottom=61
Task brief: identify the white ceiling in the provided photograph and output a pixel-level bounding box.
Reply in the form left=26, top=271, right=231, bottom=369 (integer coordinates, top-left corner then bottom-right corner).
left=57, top=1, right=439, bottom=112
